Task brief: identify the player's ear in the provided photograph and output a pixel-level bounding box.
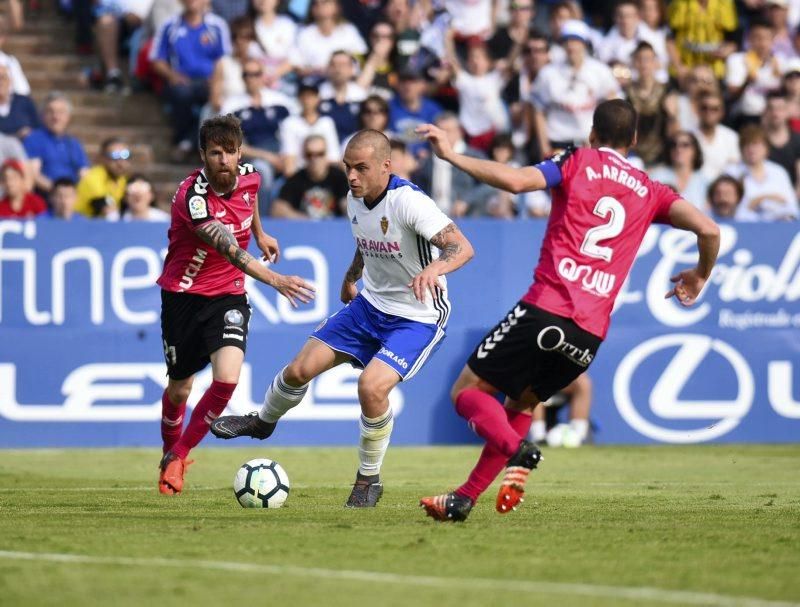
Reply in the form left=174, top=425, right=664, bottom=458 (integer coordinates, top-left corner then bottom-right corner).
left=588, top=128, right=597, bottom=147
left=630, top=131, right=638, bottom=149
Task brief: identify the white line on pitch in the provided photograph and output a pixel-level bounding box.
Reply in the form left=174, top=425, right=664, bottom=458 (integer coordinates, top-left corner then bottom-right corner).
left=0, top=550, right=796, bottom=607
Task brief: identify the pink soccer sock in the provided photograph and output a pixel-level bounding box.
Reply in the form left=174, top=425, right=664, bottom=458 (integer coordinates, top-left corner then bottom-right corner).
left=455, top=408, right=533, bottom=504
left=160, top=390, right=186, bottom=455
left=454, top=388, right=523, bottom=458
left=172, top=381, right=236, bottom=460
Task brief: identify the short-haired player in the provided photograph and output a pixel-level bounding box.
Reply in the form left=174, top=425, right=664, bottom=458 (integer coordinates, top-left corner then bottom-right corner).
left=415, top=100, right=721, bottom=521
left=210, top=129, right=475, bottom=507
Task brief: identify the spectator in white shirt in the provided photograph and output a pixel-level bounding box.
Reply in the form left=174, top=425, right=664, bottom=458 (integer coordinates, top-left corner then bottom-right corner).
left=725, top=124, right=799, bottom=222
left=726, top=19, right=784, bottom=123
left=0, top=16, right=31, bottom=95
left=445, top=31, right=509, bottom=152
left=531, top=20, right=620, bottom=156
left=279, top=78, right=340, bottom=176
left=766, top=0, right=796, bottom=61
left=445, top=0, right=493, bottom=40
left=650, top=131, right=709, bottom=210
left=638, top=0, right=670, bottom=64
left=295, top=0, right=368, bottom=76
left=692, top=91, right=741, bottom=181
left=119, top=175, right=169, bottom=222
left=252, top=0, right=298, bottom=87
left=676, top=64, right=720, bottom=132
left=598, top=0, right=666, bottom=80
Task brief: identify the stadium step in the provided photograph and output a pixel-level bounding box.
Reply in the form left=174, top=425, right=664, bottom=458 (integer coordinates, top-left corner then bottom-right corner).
left=8, top=6, right=192, bottom=206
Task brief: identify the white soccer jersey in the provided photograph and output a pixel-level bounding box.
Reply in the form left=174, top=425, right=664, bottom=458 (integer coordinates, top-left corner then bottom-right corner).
left=348, top=175, right=453, bottom=326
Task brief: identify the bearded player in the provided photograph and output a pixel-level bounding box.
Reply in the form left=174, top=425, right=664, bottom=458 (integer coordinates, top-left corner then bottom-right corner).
left=415, top=99, right=721, bottom=522
left=210, top=129, right=474, bottom=507
left=157, top=115, right=315, bottom=495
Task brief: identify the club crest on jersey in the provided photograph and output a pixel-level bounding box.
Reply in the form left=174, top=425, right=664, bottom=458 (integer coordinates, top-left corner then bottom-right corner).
left=188, top=195, right=208, bottom=219
left=243, top=192, right=251, bottom=206
left=380, top=216, right=389, bottom=235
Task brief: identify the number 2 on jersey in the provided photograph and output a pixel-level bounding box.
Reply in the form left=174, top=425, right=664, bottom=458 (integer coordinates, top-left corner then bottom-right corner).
left=579, top=196, right=626, bottom=262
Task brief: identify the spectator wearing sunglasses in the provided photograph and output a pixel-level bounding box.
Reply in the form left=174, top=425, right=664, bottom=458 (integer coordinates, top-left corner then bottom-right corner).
left=691, top=91, right=740, bottom=181
left=75, top=137, right=131, bottom=219
left=271, top=134, right=348, bottom=219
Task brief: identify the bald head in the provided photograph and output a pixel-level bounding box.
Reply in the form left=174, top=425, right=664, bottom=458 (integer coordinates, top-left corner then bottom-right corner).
left=342, top=129, right=393, bottom=203
left=345, top=129, right=391, bottom=162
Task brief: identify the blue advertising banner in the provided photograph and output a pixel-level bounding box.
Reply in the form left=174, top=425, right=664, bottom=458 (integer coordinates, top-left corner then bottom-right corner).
left=1, top=218, right=798, bottom=447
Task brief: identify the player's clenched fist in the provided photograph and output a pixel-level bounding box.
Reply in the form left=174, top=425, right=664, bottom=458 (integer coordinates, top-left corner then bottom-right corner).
left=273, top=275, right=315, bottom=308
left=408, top=267, right=445, bottom=303
left=415, top=124, right=453, bottom=161
left=340, top=280, right=358, bottom=304
left=256, top=233, right=280, bottom=263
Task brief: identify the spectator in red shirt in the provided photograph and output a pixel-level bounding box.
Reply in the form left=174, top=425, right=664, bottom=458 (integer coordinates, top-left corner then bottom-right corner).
left=0, top=158, right=47, bottom=218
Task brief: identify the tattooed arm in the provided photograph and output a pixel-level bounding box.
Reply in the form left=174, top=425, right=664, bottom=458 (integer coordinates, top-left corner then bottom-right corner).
left=408, top=222, right=474, bottom=303
left=196, top=220, right=315, bottom=307
left=340, top=247, right=364, bottom=303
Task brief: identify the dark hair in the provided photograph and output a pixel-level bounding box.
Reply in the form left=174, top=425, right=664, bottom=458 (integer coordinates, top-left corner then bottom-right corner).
left=667, top=131, right=703, bottom=170
left=708, top=174, right=743, bottom=204
left=199, top=114, right=243, bottom=152
left=615, top=0, right=639, bottom=11
left=52, top=177, right=76, bottom=189
left=101, top=137, right=124, bottom=154
left=389, top=138, right=407, bottom=153
left=121, top=173, right=157, bottom=213
left=739, top=123, right=769, bottom=149
left=359, top=95, right=390, bottom=128
left=592, top=99, right=637, bottom=148
left=230, top=15, right=256, bottom=39
left=632, top=41, right=655, bottom=57
left=489, top=133, right=514, bottom=155
left=765, top=88, right=788, bottom=102
left=527, top=28, right=549, bottom=48
left=748, top=17, right=773, bottom=32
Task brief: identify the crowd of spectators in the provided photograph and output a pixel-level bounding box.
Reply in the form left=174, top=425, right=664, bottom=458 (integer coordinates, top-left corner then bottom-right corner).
left=1, top=0, right=800, bottom=223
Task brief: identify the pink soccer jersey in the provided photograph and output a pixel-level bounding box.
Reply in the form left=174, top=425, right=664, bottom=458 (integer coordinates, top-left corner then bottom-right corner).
left=157, top=164, right=261, bottom=297
left=523, top=147, right=680, bottom=339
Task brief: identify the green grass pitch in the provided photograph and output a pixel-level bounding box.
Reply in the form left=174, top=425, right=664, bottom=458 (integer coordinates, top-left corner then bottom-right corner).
left=0, top=445, right=798, bottom=607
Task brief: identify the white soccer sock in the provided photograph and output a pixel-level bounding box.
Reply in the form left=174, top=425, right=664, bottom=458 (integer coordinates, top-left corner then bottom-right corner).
left=570, top=418, right=589, bottom=442
left=358, top=409, right=394, bottom=477
left=530, top=420, right=547, bottom=442
left=258, top=367, right=309, bottom=424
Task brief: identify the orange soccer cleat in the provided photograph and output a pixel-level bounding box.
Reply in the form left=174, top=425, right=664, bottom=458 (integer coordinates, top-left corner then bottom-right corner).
left=420, top=492, right=473, bottom=522
left=496, top=440, right=542, bottom=514
left=158, top=452, right=193, bottom=495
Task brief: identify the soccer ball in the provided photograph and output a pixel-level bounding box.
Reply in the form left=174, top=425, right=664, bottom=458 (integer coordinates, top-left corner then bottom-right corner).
left=233, top=458, right=290, bottom=508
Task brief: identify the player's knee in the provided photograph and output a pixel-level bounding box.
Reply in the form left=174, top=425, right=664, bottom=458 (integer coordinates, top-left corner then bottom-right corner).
left=283, top=360, right=315, bottom=386
left=167, top=384, right=191, bottom=405
left=357, top=379, right=390, bottom=410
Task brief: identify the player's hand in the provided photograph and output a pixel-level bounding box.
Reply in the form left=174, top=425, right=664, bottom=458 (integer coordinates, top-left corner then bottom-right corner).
left=408, top=267, right=444, bottom=303
left=273, top=274, right=315, bottom=308
left=664, top=268, right=706, bottom=307
left=415, top=124, right=453, bottom=161
left=257, top=233, right=280, bottom=263
left=340, top=280, right=358, bottom=304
